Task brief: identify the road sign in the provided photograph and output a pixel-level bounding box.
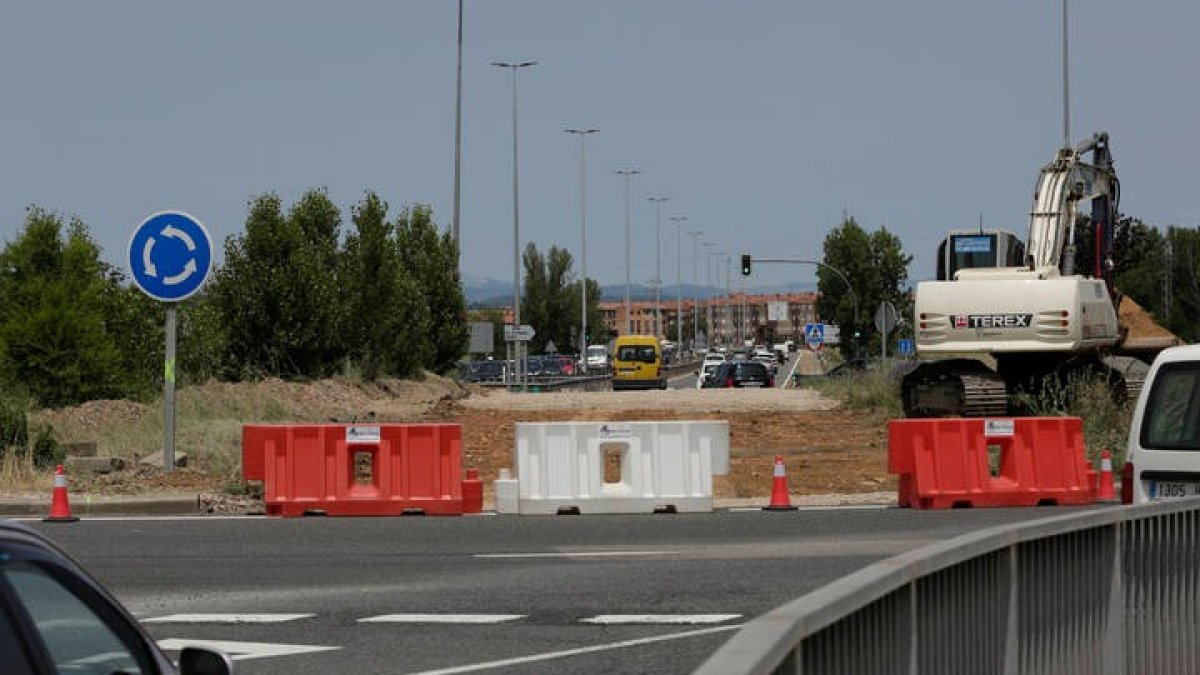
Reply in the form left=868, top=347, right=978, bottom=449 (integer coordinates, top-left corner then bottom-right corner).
left=128, top=211, right=213, bottom=303
left=824, top=325, right=841, bottom=345
left=504, top=324, right=536, bottom=342
left=898, top=338, right=914, bottom=357
left=468, top=322, right=494, bottom=354
left=804, top=323, right=825, bottom=351
left=544, top=340, right=557, bottom=354
left=874, top=301, right=898, bottom=335
left=767, top=301, right=788, bottom=322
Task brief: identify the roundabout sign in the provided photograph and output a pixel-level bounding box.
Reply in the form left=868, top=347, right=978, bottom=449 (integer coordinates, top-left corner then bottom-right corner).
left=128, top=211, right=213, bottom=302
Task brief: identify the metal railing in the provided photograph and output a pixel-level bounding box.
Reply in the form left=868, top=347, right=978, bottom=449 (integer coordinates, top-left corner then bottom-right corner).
left=695, top=499, right=1200, bottom=675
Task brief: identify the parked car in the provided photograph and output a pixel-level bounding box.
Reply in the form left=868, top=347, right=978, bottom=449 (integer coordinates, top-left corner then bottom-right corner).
left=703, top=360, right=774, bottom=388
left=457, top=360, right=506, bottom=383
left=0, top=519, right=232, bottom=674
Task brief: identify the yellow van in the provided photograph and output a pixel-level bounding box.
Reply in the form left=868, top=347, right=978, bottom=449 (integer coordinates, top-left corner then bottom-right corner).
left=611, top=335, right=667, bottom=391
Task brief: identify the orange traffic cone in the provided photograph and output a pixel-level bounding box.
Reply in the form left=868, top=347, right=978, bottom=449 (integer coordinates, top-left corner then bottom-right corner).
left=763, top=455, right=798, bottom=511
left=44, top=464, right=79, bottom=523
left=1097, top=449, right=1116, bottom=501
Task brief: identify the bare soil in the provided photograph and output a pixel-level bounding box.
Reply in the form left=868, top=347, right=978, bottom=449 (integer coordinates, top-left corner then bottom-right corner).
left=23, top=375, right=894, bottom=501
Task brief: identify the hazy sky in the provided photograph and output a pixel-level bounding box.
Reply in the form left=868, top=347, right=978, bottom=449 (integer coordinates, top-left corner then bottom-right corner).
left=1, top=2, right=1195, bottom=292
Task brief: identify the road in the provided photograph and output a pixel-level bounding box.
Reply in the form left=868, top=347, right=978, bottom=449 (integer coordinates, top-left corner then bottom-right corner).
left=29, top=506, right=1095, bottom=674
left=667, top=351, right=805, bottom=390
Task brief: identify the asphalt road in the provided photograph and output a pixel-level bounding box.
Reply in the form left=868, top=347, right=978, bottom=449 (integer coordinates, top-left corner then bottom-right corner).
left=27, top=506, right=1094, bottom=674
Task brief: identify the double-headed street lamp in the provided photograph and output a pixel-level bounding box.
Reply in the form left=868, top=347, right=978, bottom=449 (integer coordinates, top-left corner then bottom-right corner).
left=614, top=168, right=640, bottom=334
left=647, top=196, right=668, bottom=337
left=566, top=127, right=598, bottom=365
left=704, top=243, right=721, bottom=345
left=492, top=60, right=536, bottom=386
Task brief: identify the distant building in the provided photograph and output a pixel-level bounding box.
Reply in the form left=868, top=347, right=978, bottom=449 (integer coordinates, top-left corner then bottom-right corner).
left=597, top=292, right=820, bottom=346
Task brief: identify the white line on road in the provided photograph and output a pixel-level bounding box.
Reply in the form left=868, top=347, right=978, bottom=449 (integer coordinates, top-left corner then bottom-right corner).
left=358, top=614, right=526, bottom=624
left=474, top=550, right=671, bottom=559
left=402, top=624, right=742, bottom=675
left=143, top=613, right=315, bottom=624
left=580, top=614, right=742, bottom=625
left=157, top=638, right=340, bottom=661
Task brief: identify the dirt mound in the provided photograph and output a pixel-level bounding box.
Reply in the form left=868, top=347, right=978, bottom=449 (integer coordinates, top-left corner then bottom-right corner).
left=1119, top=295, right=1178, bottom=340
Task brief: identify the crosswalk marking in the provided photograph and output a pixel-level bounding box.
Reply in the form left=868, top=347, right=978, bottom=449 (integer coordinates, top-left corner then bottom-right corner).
left=358, top=614, right=526, bottom=624
left=157, top=638, right=339, bottom=661
left=581, top=614, right=742, bottom=625
left=143, top=613, right=315, bottom=624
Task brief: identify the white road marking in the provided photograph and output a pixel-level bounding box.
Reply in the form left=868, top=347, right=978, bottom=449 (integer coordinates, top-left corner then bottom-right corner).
left=580, top=614, right=741, bottom=625
left=403, top=624, right=742, bottom=675
left=157, top=638, right=340, bottom=661
left=143, top=613, right=314, bottom=624
left=359, top=614, right=525, bottom=624
left=474, top=550, right=671, bottom=559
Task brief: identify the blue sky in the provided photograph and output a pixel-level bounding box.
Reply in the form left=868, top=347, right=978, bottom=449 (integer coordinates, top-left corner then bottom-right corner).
left=0, top=2, right=1195, bottom=292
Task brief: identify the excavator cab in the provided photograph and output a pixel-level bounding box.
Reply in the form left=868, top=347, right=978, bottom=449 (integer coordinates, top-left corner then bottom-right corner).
left=936, top=230, right=1026, bottom=281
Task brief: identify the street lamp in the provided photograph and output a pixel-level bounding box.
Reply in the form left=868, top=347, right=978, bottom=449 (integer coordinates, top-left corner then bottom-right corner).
left=492, top=60, right=536, bottom=387
left=452, top=0, right=464, bottom=246
left=688, top=229, right=703, bottom=350
left=669, top=215, right=687, bottom=348
left=647, top=196, right=668, bottom=337
left=566, top=127, right=598, bottom=368
left=705, top=244, right=721, bottom=346
left=614, top=168, right=640, bottom=334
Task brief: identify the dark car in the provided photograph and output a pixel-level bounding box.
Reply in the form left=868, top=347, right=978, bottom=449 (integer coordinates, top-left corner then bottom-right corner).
left=0, top=519, right=232, bottom=675
left=703, top=360, right=774, bottom=388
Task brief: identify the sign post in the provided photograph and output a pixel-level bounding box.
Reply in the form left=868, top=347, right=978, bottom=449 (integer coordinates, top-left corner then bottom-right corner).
left=804, top=323, right=825, bottom=352
left=128, top=211, right=213, bottom=472
left=874, top=301, right=898, bottom=360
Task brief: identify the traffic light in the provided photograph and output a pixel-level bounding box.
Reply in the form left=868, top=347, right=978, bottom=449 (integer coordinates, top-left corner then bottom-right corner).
left=740, top=254, right=752, bottom=276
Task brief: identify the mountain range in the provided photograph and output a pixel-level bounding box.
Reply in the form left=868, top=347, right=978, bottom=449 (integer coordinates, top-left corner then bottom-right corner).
left=462, top=275, right=817, bottom=308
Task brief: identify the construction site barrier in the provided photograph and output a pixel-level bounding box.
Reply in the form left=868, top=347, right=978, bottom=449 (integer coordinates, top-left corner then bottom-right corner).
left=501, top=421, right=729, bottom=515
left=889, top=417, right=1096, bottom=509
left=242, top=424, right=463, bottom=517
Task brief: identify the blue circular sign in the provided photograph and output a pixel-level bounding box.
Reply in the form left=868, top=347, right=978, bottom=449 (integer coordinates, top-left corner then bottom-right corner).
left=127, top=211, right=213, bottom=302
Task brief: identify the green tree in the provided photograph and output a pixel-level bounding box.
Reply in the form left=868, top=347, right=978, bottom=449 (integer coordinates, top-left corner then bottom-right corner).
left=396, top=205, right=466, bottom=374
left=818, top=215, right=912, bottom=358
left=521, top=243, right=582, bottom=355
left=211, top=190, right=345, bottom=378
left=0, top=208, right=125, bottom=406
left=342, top=192, right=430, bottom=379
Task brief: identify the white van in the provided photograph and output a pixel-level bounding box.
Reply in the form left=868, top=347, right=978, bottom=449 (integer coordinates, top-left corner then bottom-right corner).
left=585, top=344, right=609, bottom=370
left=1124, top=344, right=1200, bottom=504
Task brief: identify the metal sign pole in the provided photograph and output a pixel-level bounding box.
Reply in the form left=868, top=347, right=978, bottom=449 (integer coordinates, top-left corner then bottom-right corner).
left=163, top=303, right=177, bottom=472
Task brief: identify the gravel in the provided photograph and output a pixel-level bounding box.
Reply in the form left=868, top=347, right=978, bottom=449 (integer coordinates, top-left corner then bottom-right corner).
left=460, top=387, right=840, bottom=413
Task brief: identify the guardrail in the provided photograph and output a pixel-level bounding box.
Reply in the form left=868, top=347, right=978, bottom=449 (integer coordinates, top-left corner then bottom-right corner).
left=695, top=500, right=1200, bottom=675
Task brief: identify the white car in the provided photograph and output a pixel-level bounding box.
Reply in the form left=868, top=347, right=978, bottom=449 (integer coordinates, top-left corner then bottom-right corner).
left=1124, top=344, right=1200, bottom=504
left=696, top=362, right=722, bottom=389
left=585, top=345, right=610, bottom=370
left=703, top=352, right=726, bottom=367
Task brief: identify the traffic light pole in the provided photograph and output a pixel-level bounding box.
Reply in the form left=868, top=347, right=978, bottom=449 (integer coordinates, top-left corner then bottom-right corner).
left=738, top=256, right=859, bottom=337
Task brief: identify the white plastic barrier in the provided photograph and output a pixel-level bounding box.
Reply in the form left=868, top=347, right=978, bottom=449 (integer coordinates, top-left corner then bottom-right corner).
left=500, top=421, right=729, bottom=515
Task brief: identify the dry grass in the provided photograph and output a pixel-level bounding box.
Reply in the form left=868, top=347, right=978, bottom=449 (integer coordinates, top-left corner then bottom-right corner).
left=20, top=374, right=467, bottom=494
left=0, top=451, right=51, bottom=495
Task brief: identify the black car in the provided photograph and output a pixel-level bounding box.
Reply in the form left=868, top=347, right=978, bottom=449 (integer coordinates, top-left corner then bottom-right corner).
left=0, top=519, right=232, bottom=674
left=703, top=360, right=774, bottom=388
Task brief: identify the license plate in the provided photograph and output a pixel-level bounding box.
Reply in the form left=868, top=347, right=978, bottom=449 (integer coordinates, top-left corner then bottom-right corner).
left=741, top=382, right=763, bottom=387
left=1149, top=482, right=1200, bottom=500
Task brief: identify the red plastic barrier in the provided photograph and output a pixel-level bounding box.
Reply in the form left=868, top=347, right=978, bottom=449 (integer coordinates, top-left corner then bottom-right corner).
left=889, top=417, right=1096, bottom=509
left=242, top=424, right=463, bottom=516
left=462, top=468, right=483, bottom=514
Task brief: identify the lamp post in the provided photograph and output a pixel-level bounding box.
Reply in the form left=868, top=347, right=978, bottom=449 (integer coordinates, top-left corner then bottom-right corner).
left=688, top=229, right=703, bottom=351
left=452, top=0, right=464, bottom=246
left=566, top=127, right=598, bottom=368
left=705, top=243, right=720, bottom=347
left=492, top=60, right=536, bottom=388
left=614, top=168, right=640, bottom=334
left=647, top=196, right=668, bottom=337
left=669, top=215, right=687, bottom=348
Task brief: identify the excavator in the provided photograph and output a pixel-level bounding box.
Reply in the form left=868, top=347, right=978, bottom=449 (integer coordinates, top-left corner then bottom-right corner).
left=901, top=133, right=1179, bottom=418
